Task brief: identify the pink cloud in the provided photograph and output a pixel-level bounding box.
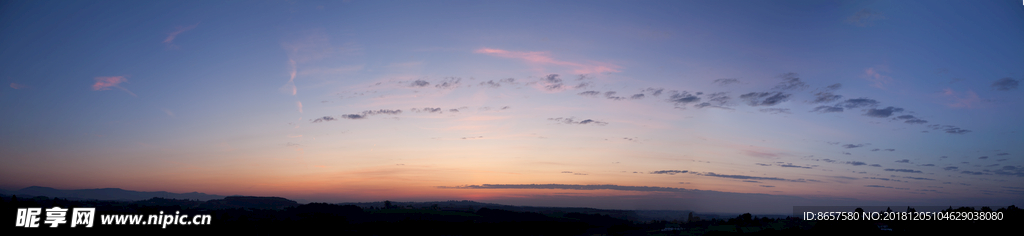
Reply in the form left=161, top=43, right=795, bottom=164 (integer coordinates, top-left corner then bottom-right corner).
left=864, top=66, right=892, bottom=89
left=92, top=76, right=137, bottom=97
left=10, top=83, right=28, bottom=89
left=474, top=48, right=620, bottom=74
left=164, top=23, right=199, bottom=44
left=942, top=89, right=980, bottom=108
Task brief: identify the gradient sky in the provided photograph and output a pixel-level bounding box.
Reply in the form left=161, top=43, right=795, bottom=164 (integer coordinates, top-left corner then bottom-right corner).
left=2, top=0, right=1022, bottom=214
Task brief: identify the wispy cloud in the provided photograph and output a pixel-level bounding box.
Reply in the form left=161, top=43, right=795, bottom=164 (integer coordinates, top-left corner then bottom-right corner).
left=864, top=67, right=893, bottom=89
left=713, top=78, right=740, bottom=86
left=864, top=106, right=904, bottom=118
left=474, top=48, right=620, bottom=74
left=437, top=184, right=690, bottom=192
left=163, top=23, right=199, bottom=46
left=92, top=76, right=136, bottom=97
left=846, top=9, right=885, bottom=27
left=991, top=77, right=1019, bottom=91
left=942, top=89, right=981, bottom=108
left=548, top=117, right=608, bottom=126
left=739, top=92, right=790, bottom=106
left=9, top=83, right=29, bottom=89
left=649, top=170, right=688, bottom=175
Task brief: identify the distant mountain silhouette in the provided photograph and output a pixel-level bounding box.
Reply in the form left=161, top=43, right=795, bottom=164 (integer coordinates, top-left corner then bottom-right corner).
left=5, top=186, right=224, bottom=201
left=201, top=196, right=299, bottom=210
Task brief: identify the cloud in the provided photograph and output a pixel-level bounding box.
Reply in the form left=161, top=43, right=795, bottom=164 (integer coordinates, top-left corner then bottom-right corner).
left=837, top=98, right=880, bottom=109
left=863, top=67, right=893, bottom=89
left=943, top=167, right=958, bottom=171
left=474, top=48, right=620, bottom=74
left=811, top=105, right=843, bottom=113
left=362, top=109, right=403, bottom=116
left=812, top=92, right=843, bottom=104
left=539, top=74, right=565, bottom=91
left=548, top=117, right=608, bottom=126
left=846, top=9, right=885, bottom=27
left=311, top=116, right=337, bottom=123
left=773, top=73, right=807, bottom=91
left=164, top=23, right=199, bottom=45
left=942, top=89, right=981, bottom=108
left=438, top=184, right=697, bottom=193
left=779, top=163, right=811, bottom=169
left=9, top=83, right=28, bottom=89
left=604, top=91, right=627, bottom=100
left=630, top=94, right=645, bottom=99
left=668, top=91, right=702, bottom=106
left=341, top=114, right=365, bottom=119
left=649, top=170, right=689, bottom=175
left=696, top=172, right=810, bottom=182
left=413, top=107, right=443, bottom=113
left=960, top=171, right=984, bottom=175
left=902, top=176, right=935, bottom=181
left=843, top=143, right=868, bottom=149
left=435, top=77, right=461, bottom=89
left=811, top=84, right=843, bottom=103
left=642, top=88, right=664, bottom=96
left=713, top=78, right=740, bottom=86
left=895, top=115, right=928, bottom=124
left=864, top=106, right=904, bottom=118
left=92, top=76, right=137, bottom=97
left=895, top=159, right=910, bottom=163
left=760, top=108, right=790, bottom=114
left=884, top=168, right=922, bottom=173
left=694, top=92, right=730, bottom=109
left=577, top=91, right=601, bottom=97
left=992, top=166, right=1024, bottom=177
left=479, top=78, right=517, bottom=88
left=296, top=101, right=303, bottom=113
left=978, top=156, right=988, bottom=159
left=739, top=92, right=790, bottom=106
left=992, top=77, right=1019, bottom=91
left=410, top=80, right=430, bottom=87
left=927, top=124, right=971, bottom=134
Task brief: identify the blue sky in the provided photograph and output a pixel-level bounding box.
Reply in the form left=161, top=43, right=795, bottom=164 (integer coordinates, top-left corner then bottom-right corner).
left=2, top=0, right=1022, bottom=214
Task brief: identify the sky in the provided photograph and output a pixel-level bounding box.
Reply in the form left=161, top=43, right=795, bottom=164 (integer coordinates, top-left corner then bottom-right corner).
left=1, top=0, right=1022, bottom=214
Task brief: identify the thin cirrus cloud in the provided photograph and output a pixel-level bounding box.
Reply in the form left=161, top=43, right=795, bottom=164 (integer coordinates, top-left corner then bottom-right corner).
left=863, top=67, right=893, bottom=89
left=91, top=76, right=137, bottom=97
left=9, top=83, right=29, bottom=89
left=942, top=89, right=981, bottom=108
left=474, top=48, right=620, bottom=75
left=846, top=9, right=885, bottom=27
left=163, top=23, right=199, bottom=46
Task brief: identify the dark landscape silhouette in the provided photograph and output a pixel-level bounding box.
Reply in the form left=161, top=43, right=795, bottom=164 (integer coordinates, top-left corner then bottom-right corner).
left=3, top=187, right=1019, bottom=235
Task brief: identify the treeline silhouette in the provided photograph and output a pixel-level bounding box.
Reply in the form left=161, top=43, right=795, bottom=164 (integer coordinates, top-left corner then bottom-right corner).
left=2, top=194, right=1020, bottom=235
